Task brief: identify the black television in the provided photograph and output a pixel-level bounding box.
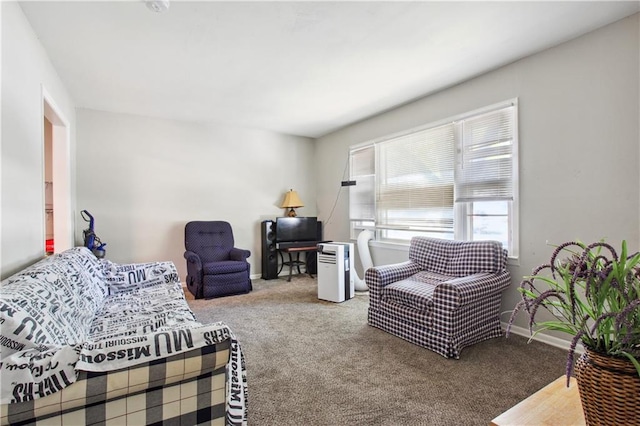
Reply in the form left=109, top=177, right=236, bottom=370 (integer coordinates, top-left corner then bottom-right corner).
left=275, top=217, right=318, bottom=242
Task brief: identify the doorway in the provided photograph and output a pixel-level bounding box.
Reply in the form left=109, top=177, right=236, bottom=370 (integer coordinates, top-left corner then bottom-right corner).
left=44, top=116, right=54, bottom=253
left=42, top=87, right=72, bottom=254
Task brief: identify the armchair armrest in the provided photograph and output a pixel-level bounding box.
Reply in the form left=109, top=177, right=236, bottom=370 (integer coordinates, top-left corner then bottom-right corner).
left=184, top=250, right=202, bottom=268
left=365, top=261, right=422, bottom=308
left=229, top=248, right=251, bottom=262
left=365, top=261, right=422, bottom=288
left=184, top=249, right=203, bottom=274
left=434, top=270, right=511, bottom=310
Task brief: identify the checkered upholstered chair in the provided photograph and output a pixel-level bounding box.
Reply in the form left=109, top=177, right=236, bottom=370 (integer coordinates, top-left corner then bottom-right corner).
left=184, top=221, right=252, bottom=299
left=365, top=237, right=511, bottom=358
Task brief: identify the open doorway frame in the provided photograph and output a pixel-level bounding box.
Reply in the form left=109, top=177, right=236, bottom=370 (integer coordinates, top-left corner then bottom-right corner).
left=42, top=86, right=72, bottom=253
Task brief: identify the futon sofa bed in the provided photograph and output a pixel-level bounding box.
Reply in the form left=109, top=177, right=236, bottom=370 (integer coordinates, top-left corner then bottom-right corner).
left=0, top=247, right=247, bottom=425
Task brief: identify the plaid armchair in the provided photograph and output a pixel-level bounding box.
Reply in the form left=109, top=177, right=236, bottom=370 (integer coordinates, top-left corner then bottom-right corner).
left=365, top=237, right=511, bottom=358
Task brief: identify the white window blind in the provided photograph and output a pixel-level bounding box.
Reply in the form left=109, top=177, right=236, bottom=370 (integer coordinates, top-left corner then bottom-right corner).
left=348, top=99, right=518, bottom=256
left=349, top=145, right=375, bottom=221
left=455, top=106, right=515, bottom=202
left=376, top=124, right=455, bottom=234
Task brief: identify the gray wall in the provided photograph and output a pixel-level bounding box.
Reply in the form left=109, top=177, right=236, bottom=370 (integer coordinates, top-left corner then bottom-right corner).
left=1, top=2, right=77, bottom=279
left=75, top=109, right=316, bottom=280
left=316, top=14, right=640, bottom=336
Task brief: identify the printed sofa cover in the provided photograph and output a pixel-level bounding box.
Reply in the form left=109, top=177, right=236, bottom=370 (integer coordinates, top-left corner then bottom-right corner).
left=366, top=237, right=511, bottom=359
left=0, top=247, right=247, bottom=425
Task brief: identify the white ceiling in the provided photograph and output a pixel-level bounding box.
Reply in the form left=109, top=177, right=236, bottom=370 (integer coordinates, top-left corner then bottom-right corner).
left=19, top=1, right=640, bottom=138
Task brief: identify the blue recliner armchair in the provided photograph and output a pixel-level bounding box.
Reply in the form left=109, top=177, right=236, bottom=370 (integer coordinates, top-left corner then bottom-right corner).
left=184, top=221, right=252, bottom=299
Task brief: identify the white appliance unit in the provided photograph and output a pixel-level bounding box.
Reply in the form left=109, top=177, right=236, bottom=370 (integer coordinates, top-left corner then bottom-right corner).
left=317, top=242, right=354, bottom=303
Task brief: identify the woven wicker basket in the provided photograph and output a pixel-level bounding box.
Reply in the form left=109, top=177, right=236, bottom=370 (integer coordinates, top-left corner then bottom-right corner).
left=575, top=348, right=640, bottom=425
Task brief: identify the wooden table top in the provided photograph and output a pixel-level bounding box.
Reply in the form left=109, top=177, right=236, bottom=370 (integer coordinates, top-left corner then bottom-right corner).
left=490, top=376, right=585, bottom=426
left=280, top=245, right=318, bottom=252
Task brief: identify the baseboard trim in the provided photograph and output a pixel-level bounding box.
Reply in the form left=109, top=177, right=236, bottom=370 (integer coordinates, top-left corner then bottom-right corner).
left=501, top=322, right=584, bottom=354
left=183, top=275, right=263, bottom=285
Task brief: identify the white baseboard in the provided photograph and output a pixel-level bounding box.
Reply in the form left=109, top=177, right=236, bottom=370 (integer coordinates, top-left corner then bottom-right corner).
left=502, top=322, right=584, bottom=354
left=183, top=274, right=264, bottom=284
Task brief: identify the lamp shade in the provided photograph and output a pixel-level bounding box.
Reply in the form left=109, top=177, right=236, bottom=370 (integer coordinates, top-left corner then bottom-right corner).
left=281, top=190, right=304, bottom=208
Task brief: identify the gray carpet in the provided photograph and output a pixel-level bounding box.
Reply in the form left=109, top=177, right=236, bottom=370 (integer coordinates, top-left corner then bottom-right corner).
left=185, top=276, right=567, bottom=425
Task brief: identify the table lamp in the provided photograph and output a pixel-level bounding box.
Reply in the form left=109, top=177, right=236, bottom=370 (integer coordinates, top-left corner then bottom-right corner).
left=281, top=189, right=304, bottom=217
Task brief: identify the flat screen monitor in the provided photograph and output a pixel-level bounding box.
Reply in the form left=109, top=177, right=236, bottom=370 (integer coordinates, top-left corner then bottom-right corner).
left=275, top=217, right=317, bottom=242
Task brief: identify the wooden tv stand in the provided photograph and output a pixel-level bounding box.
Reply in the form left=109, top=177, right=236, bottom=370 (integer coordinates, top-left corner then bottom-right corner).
left=279, top=245, right=318, bottom=282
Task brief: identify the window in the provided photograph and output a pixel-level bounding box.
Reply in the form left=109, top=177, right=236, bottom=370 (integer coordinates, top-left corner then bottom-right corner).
left=349, top=100, right=518, bottom=258
left=349, top=146, right=376, bottom=238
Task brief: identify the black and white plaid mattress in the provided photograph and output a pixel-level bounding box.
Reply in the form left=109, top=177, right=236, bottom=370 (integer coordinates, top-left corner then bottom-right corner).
left=1, top=343, right=233, bottom=425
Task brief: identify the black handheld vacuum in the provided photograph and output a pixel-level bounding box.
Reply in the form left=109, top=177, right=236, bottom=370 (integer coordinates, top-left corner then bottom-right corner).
left=81, top=210, right=107, bottom=258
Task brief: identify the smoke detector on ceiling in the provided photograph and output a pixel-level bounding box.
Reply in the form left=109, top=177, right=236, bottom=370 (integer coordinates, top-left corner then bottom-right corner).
left=145, top=0, right=170, bottom=13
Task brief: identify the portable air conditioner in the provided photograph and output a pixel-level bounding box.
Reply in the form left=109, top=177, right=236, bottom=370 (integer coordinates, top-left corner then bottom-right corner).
left=317, top=242, right=354, bottom=303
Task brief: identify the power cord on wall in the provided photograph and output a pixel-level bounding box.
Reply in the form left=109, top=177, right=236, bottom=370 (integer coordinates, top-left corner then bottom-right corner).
left=323, top=155, right=350, bottom=226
